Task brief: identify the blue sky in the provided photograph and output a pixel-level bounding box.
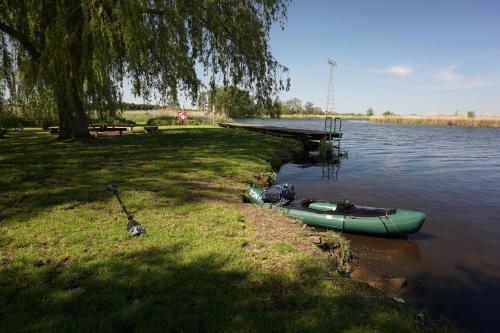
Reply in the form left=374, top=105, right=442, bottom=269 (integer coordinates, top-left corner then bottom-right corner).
left=271, top=0, right=500, bottom=115
left=125, top=0, right=500, bottom=115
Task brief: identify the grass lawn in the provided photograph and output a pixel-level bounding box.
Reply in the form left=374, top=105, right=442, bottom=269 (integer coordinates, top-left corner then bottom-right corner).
left=0, top=127, right=447, bottom=332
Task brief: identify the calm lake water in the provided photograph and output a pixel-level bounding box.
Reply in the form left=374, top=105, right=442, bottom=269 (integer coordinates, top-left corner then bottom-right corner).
left=240, top=118, right=500, bottom=332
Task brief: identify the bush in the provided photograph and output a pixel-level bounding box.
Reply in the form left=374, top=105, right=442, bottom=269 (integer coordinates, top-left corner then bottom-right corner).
left=467, top=111, right=476, bottom=119
left=146, top=116, right=201, bottom=126
left=383, top=111, right=395, bottom=116
left=107, top=116, right=136, bottom=125
left=146, top=116, right=176, bottom=126
left=0, top=112, right=26, bottom=129
left=0, top=112, right=27, bottom=138
left=119, top=102, right=160, bottom=110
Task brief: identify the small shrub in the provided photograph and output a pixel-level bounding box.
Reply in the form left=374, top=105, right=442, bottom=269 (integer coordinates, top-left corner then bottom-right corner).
left=146, top=116, right=177, bottom=126
left=467, top=111, right=476, bottom=119
left=383, top=111, right=395, bottom=116
left=109, top=116, right=136, bottom=125
left=0, top=112, right=27, bottom=138
left=0, top=112, right=26, bottom=129
left=318, top=139, right=337, bottom=163
left=146, top=116, right=202, bottom=126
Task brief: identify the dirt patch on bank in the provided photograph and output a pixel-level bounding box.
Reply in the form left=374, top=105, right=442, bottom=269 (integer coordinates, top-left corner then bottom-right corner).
left=235, top=202, right=329, bottom=258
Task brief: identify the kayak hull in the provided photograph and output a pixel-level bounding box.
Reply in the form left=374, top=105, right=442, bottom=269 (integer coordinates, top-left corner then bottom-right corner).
left=246, top=187, right=425, bottom=237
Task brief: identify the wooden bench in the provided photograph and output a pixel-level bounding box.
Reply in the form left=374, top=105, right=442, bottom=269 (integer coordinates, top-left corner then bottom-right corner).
left=144, top=126, right=159, bottom=135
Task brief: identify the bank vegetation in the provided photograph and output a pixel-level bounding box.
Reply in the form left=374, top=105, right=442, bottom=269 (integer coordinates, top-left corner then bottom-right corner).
left=369, top=114, right=500, bottom=127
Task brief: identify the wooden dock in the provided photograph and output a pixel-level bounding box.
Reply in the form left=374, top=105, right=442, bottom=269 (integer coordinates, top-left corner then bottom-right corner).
left=219, top=122, right=342, bottom=141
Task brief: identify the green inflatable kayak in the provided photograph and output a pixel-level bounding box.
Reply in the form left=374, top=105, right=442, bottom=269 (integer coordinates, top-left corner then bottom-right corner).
left=245, top=186, right=426, bottom=237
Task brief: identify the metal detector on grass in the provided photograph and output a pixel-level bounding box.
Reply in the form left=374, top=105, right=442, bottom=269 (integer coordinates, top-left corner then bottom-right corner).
left=106, top=184, right=146, bottom=236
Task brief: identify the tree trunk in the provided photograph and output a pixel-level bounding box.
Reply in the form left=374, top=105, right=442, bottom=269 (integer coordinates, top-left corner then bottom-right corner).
left=55, top=3, right=90, bottom=140
left=56, top=79, right=91, bottom=140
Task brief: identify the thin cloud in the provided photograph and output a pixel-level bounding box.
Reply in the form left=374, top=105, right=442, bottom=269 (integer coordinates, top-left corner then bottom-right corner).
left=435, top=64, right=460, bottom=82
left=425, top=64, right=490, bottom=90
left=426, top=79, right=489, bottom=90
left=374, top=65, right=414, bottom=77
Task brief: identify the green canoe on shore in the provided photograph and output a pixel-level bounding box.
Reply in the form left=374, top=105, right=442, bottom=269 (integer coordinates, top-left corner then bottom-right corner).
left=245, top=186, right=426, bottom=237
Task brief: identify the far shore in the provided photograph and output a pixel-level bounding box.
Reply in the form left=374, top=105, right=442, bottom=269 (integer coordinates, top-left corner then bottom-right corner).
left=255, top=113, right=500, bottom=128
left=121, top=109, right=500, bottom=128
left=369, top=115, right=500, bottom=127
left=280, top=114, right=368, bottom=120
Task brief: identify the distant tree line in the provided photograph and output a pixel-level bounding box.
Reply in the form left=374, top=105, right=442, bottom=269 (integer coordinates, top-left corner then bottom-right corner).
left=366, top=108, right=396, bottom=116
left=366, top=108, right=478, bottom=118
left=197, top=86, right=281, bottom=119
left=119, top=102, right=161, bottom=111
left=281, top=98, right=323, bottom=115
left=196, top=90, right=325, bottom=119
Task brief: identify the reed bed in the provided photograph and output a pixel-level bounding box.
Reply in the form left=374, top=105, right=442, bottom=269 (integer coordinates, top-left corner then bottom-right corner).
left=369, top=115, right=500, bottom=127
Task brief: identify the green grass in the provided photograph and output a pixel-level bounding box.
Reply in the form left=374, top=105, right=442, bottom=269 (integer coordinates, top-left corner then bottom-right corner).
left=0, top=128, right=449, bottom=332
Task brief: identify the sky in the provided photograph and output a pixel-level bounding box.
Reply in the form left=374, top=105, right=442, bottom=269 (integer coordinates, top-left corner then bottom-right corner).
left=125, top=0, right=500, bottom=115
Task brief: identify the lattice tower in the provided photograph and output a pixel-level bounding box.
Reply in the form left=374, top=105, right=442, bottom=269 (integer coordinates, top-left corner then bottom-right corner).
left=325, top=59, right=337, bottom=113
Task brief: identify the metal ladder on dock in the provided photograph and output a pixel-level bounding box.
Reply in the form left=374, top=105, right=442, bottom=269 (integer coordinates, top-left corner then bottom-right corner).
left=324, top=116, right=342, bottom=155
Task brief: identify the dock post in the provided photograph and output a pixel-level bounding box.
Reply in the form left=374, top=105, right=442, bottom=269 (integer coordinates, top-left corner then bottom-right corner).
left=334, top=117, right=342, bottom=156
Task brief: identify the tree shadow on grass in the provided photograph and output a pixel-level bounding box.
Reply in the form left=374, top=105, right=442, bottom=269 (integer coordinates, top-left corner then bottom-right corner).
left=0, top=245, right=418, bottom=333
left=0, top=128, right=298, bottom=221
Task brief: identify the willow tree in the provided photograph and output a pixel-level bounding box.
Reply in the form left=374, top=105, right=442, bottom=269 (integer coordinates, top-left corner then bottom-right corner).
left=0, top=0, right=290, bottom=139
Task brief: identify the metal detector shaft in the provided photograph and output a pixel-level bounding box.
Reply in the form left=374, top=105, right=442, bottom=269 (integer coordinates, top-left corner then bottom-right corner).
left=112, top=191, right=132, bottom=219
left=106, top=184, right=145, bottom=236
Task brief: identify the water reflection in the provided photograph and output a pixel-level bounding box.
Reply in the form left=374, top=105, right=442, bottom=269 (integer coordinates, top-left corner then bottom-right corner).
left=239, top=118, right=500, bottom=332
left=292, top=148, right=347, bottom=181
left=348, top=234, right=423, bottom=264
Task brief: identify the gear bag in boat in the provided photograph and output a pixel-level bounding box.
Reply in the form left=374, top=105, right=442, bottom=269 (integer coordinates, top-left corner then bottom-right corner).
left=261, top=184, right=296, bottom=206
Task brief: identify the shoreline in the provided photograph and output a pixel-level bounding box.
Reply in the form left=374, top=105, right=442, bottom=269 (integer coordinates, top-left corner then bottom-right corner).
left=250, top=114, right=500, bottom=128
left=0, top=127, right=450, bottom=332
left=247, top=131, right=454, bottom=331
